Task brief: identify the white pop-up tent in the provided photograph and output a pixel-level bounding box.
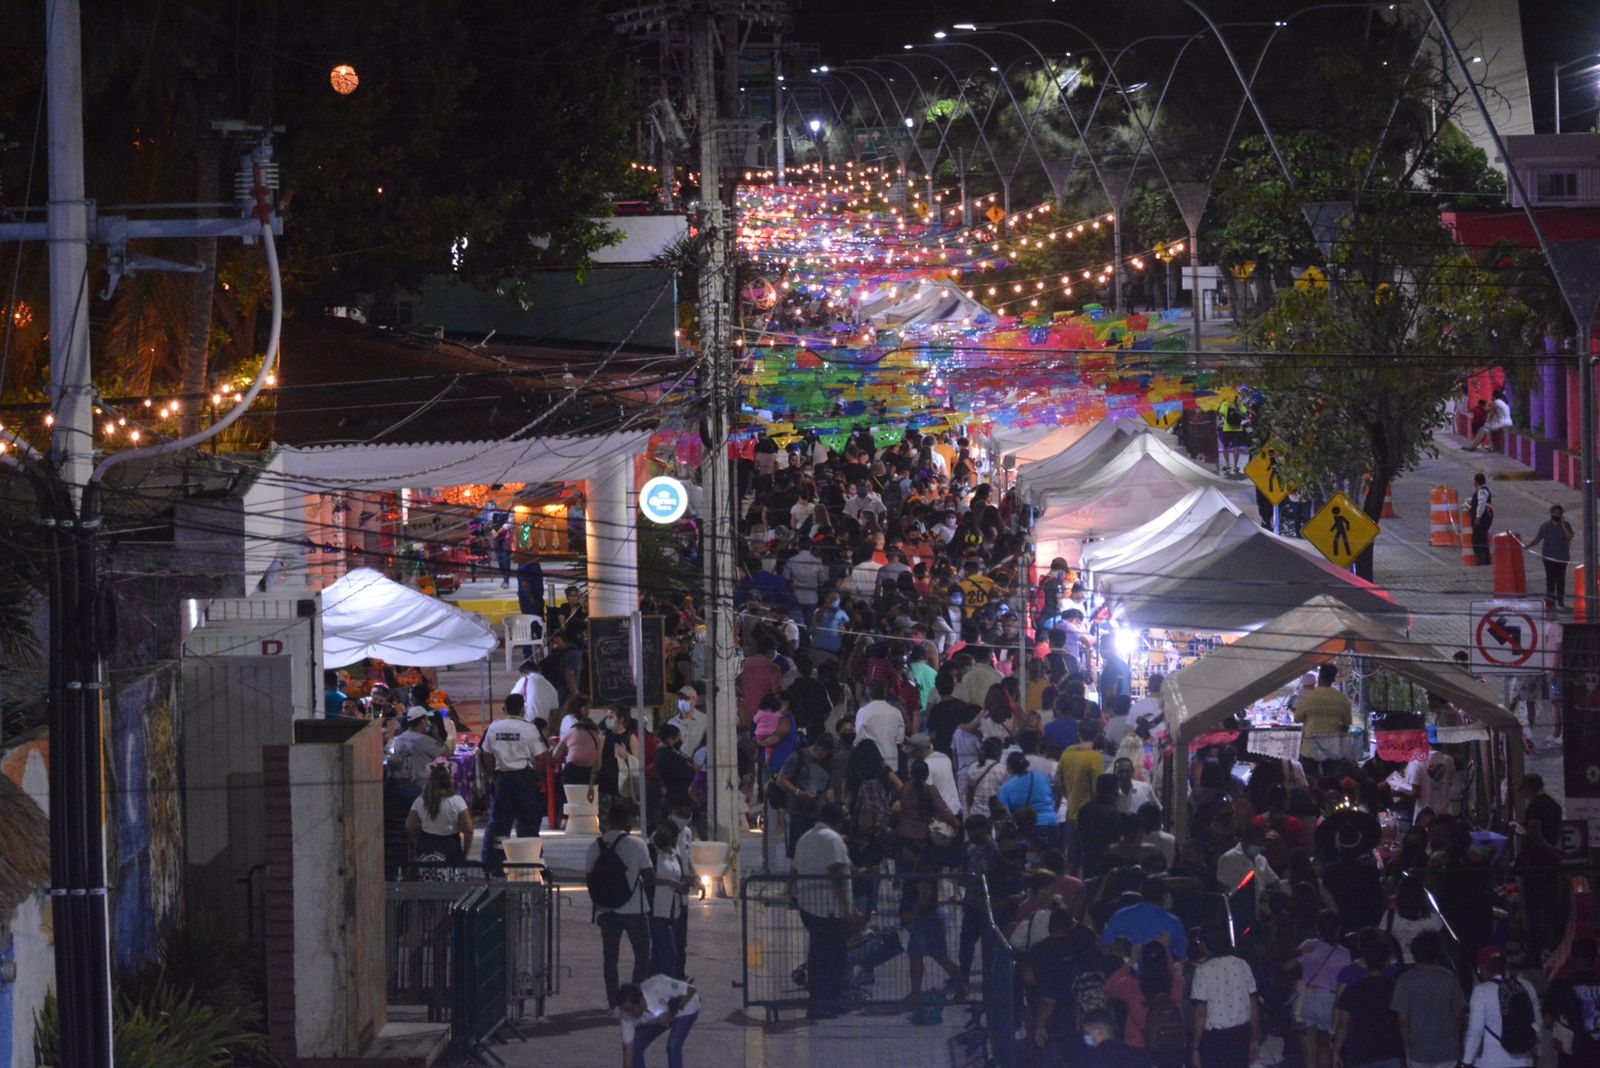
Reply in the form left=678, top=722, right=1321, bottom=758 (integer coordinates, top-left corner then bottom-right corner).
left=1159, top=596, right=1521, bottom=837
left=1015, top=419, right=1155, bottom=492
left=1029, top=437, right=1251, bottom=564
left=1079, top=486, right=1243, bottom=573
left=1110, top=526, right=1405, bottom=632
left=322, top=567, right=497, bottom=668
left=857, top=281, right=994, bottom=327
left=1091, top=511, right=1270, bottom=597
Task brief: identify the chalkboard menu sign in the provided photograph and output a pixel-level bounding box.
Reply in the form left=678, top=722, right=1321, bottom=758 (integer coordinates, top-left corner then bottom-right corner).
left=587, top=615, right=666, bottom=706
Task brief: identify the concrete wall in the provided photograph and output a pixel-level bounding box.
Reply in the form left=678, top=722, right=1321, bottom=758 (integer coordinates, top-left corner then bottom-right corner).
left=263, top=721, right=385, bottom=1061
left=1, top=896, right=52, bottom=1068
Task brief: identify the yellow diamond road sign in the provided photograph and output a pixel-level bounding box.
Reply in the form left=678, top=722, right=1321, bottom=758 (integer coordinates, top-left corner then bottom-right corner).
left=986, top=204, right=1006, bottom=224
left=1303, top=491, right=1379, bottom=568
left=1244, top=448, right=1288, bottom=506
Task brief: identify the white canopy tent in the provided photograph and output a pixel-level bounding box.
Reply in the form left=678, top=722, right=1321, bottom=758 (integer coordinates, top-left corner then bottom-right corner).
left=989, top=423, right=1096, bottom=469
left=322, top=567, right=497, bottom=668
left=1159, top=597, right=1521, bottom=837
left=1024, top=427, right=1225, bottom=503
left=856, top=280, right=995, bottom=328
left=1110, top=527, right=1406, bottom=632
left=274, top=430, right=656, bottom=491
left=1015, top=419, right=1153, bottom=493
left=1079, top=486, right=1243, bottom=573
left=1030, top=437, right=1252, bottom=566
left=1091, top=511, right=1270, bottom=598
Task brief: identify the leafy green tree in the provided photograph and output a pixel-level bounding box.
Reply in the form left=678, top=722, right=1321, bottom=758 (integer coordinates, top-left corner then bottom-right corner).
left=1247, top=234, right=1532, bottom=579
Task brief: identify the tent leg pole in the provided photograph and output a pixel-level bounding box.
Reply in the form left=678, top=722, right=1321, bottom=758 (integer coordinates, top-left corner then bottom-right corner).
left=481, top=658, right=490, bottom=731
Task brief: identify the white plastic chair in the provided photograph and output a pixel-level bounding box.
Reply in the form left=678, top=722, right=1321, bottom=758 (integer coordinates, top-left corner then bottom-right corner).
left=502, top=614, right=544, bottom=672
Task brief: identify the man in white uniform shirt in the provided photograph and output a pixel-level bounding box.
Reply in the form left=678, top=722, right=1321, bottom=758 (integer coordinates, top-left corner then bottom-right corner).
left=479, top=693, right=549, bottom=874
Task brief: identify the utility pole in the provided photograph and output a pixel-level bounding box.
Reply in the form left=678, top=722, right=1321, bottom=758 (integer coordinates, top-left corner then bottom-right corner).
left=613, top=0, right=787, bottom=880
left=773, top=33, right=786, bottom=184
left=3, top=6, right=284, bottom=1061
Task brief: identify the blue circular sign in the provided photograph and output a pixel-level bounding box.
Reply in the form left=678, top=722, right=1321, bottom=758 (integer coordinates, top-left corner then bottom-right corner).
left=639, top=475, right=689, bottom=524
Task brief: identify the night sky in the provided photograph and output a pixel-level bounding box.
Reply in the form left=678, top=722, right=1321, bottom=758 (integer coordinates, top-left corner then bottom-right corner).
left=788, top=0, right=1600, bottom=132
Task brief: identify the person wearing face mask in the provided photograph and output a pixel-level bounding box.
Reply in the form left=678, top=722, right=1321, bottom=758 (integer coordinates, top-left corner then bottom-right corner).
left=597, top=705, right=635, bottom=832
left=656, top=724, right=695, bottom=813
left=810, top=594, right=849, bottom=665
left=1216, top=825, right=1281, bottom=922
left=667, top=685, right=707, bottom=757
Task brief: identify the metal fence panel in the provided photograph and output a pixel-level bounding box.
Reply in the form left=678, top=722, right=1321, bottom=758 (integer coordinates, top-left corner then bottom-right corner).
left=741, top=872, right=973, bottom=1016
left=387, top=881, right=468, bottom=1022
left=386, top=869, right=555, bottom=1031
left=452, top=886, right=511, bottom=1062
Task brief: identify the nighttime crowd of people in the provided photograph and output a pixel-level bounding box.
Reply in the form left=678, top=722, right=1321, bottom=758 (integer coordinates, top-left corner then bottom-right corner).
left=691, top=424, right=1592, bottom=1067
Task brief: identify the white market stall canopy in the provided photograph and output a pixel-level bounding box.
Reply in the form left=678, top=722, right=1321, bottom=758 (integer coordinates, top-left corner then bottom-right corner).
left=1080, top=486, right=1243, bottom=573
left=1025, top=430, right=1237, bottom=508
left=1159, top=597, right=1519, bottom=838
left=988, top=422, right=1096, bottom=469
left=856, top=281, right=995, bottom=327
left=1111, top=527, right=1405, bottom=632
left=322, top=568, right=497, bottom=668
left=1159, top=596, right=1517, bottom=737
left=1015, top=418, right=1152, bottom=492
left=1092, top=510, right=1267, bottom=597
left=274, top=430, right=656, bottom=491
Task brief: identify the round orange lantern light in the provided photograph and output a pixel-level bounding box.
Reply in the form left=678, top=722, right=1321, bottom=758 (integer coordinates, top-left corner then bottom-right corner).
left=329, top=64, right=360, bottom=95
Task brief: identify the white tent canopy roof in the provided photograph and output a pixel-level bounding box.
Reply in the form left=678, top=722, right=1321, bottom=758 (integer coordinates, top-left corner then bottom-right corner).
left=274, top=430, right=655, bottom=491
left=1159, top=596, right=1518, bottom=741
left=1031, top=438, right=1251, bottom=545
left=1025, top=431, right=1236, bottom=506
left=322, top=568, right=497, bottom=668
left=1093, top=511, right=1267, bottom=597
left=1016, top=418, right=1153, bottom=492
left=1112, top=526, right=1405, bottom=632
left=857, top=281, right=994, bottom=327
left=1080, top=486, right=1243, bottom=573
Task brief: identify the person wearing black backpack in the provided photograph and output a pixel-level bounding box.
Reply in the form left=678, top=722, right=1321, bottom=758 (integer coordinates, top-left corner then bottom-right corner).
left=1544, top=937, right=1600, bottom=1068
left=584, top=799, right=654, bottom=1009
left=1463, top=946, right=1541, bottom=1068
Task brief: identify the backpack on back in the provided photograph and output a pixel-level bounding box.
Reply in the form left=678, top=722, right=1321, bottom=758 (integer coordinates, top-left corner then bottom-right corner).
left=586, top=834, right=635, bottom=910
left=1143, top=991, right=1188, bottom=1061
left=1493, top=978, right=1538, bottom=1055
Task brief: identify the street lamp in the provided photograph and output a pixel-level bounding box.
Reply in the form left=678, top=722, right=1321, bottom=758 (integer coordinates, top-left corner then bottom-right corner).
left=1554, top=54, right=1600, bottom=132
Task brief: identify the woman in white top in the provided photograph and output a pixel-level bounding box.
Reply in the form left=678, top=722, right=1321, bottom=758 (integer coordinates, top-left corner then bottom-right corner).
left=1382, top=873, right=1445, bottom=964
left=649, top=822, right=690, bottom=977
left=407, top=762, right=473, bottom=864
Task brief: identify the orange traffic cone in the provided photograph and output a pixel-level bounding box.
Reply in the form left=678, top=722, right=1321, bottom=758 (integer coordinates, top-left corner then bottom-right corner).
left=1461, top=504, right=1479, bottom=566
left=1381, top=483, right=1397, bottom=519
left=1430, top=485, right=1459, bottom=546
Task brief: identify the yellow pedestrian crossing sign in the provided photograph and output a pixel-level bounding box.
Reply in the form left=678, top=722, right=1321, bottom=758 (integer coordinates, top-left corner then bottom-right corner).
left=1244, top=447, right=1288, bottom=506
left=986, top=204, right=1006, bottom=224
left=1303, top=491, right=1379, bottom=568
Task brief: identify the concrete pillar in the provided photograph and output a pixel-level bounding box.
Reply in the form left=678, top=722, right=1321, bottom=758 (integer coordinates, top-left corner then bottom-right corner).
left=586, top=453, right=637, bottom=618
left=1540, top=359, right=1565, bottom=441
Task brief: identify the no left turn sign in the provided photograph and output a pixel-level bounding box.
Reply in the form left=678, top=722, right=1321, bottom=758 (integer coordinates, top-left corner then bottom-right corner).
left=1469, top=598, right=1545, bottom=673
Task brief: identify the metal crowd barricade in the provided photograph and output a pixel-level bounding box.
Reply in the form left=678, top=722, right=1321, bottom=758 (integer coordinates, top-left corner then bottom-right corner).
left=386, top=863, right=557, bottom=1032
left=738, top=872, right=971, bottom=1012
left=741, top=870, right=1019, bottom=1063
left=452, top=885, right=513, bottom=1064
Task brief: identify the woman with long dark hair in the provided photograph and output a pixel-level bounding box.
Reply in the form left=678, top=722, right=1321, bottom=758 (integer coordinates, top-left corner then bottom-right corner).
left=406, top=762, right=473, bottom=865
left=1106, top=939, right=1187, bottom=1064
left=1382, top=872, right=1444, bottom=964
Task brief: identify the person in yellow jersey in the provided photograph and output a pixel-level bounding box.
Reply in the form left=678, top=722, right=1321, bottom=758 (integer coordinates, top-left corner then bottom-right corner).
left=1293, top=663, right=1354, bottom=775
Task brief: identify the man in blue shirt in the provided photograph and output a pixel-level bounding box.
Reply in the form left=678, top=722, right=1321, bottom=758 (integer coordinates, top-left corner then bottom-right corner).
left=1099, top=876, right=1188, bottom=959
left=324, top=671, right=350, bottom=718
left=809, top=593, right=848, bottom=662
